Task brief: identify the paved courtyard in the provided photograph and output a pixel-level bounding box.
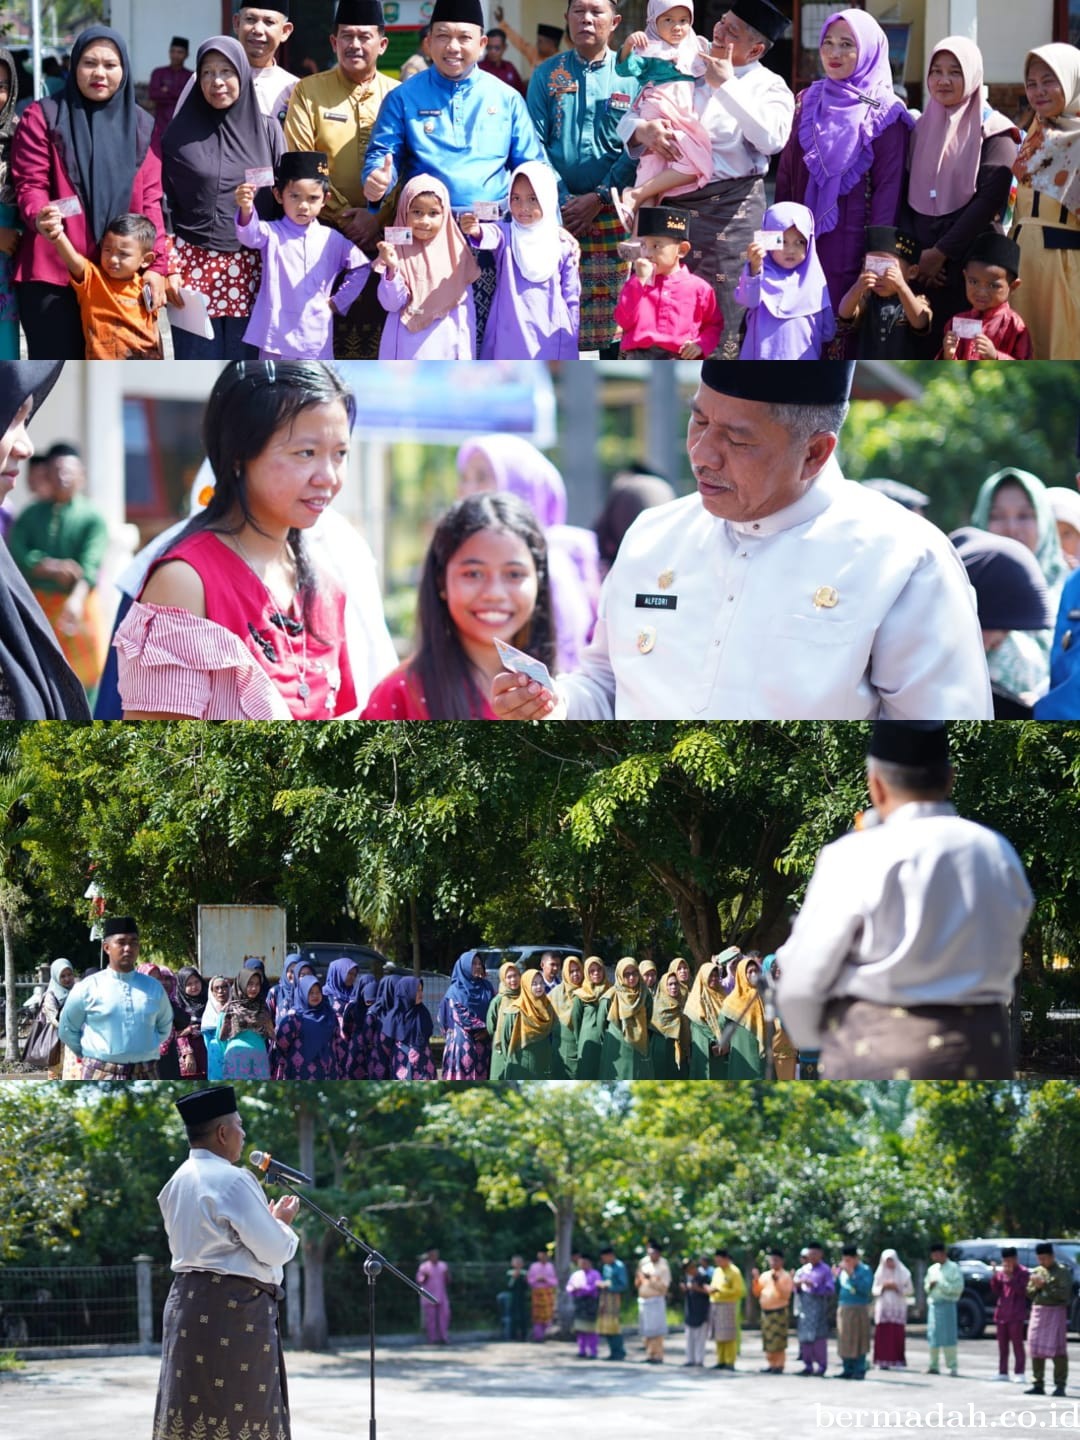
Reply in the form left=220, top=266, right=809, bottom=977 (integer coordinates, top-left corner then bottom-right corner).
left=5, top=1334, right=1079, bottom=1439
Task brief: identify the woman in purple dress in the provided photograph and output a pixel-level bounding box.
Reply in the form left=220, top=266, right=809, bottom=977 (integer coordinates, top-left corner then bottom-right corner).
left=382, top=974, right=436, bottom=1081
left=323, top=956, right=368, bottom=1079
left=438, top=951, right=495, bottom=1080
left=274, top=973, right=345, bottom=1080
left=774, top=9, right=913, bottom=344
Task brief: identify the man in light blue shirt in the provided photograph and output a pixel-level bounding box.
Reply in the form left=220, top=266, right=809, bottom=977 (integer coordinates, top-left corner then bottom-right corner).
left=362, top=0, right=547, bottom=212
left=58, top=917, right=174, bottom=1078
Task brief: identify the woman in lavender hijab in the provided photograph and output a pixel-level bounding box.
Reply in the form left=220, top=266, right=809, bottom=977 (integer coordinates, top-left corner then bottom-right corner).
left=774, top=9, right=913, bottom=343
left=456, top=433, right=601, bottom=672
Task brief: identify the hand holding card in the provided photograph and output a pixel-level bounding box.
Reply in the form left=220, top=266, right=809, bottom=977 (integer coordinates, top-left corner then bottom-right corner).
left=951, top=316, right=983, bottom=339
left=53, top=196, right=83, bottom=218
left=245, top=167, right=275, bottom=188
left=753, top=229, right=784, bottom=251
left=493, top=637, right=555, bottom=693
left=385, top=226, right=412, bottom=246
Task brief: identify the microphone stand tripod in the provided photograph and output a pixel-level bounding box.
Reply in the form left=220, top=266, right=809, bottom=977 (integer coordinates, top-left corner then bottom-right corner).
left=267, top=1172, right=437, bottom=1440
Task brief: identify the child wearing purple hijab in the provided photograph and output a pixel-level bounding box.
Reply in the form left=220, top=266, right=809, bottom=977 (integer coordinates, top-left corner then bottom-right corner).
left=774, top=9, right=913, bottom=335
left=456, top=433, right=601, bottom=672
left=734, top=200, right=835, bottom=357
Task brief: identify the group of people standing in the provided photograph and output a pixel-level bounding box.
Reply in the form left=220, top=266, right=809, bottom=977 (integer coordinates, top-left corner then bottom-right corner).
left=1, top=0, right=1077, bottom=361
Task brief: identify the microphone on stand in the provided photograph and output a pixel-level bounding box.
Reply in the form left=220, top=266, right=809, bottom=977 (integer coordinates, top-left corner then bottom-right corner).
left=249, top=1151, right=313, bottom=1186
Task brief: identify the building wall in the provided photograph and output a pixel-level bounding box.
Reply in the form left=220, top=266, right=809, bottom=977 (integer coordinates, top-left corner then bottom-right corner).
left=107, top=0, right=223, bottom=86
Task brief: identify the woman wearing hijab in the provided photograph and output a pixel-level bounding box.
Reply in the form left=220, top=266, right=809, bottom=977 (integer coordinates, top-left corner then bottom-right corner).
left=456, top=433, right=601, bottom=672
left=904, top=38, right=1020, bottom=356
left=382, top=974, right=436, bottom=1081
left=217, top=966, right=275, bottom=1079
left=275, top=973, right=344, bottom=1080
left=638, top=958, right=660, bottom=996
left=684, top=958, right=728, bottom=1078
left=323, top=957, right=368, bottom=1080
left=0, top=362, right=90, bottom=720
left=365, top=973, right=398, bottom=1080
left=9, top=27, right=167, bottom=358
left=160, top=35, right=284, bottom=359
left=1010, top=44, right=1080, bottom=357
left=0, top=49, right=21, bottom=359
left=548, top=955, right=586, bottom=1079
left=599, top=957, right=654, bottom=1080
left=774, top=9, right=914, bottom=335
left=762, top=954, right=798, bottom=1081
left=972, top=466, right=1068, bottom=702
left=720, top=955, right=768, bottom=1079
left=137, top=963, right=184, bottom=1080
left=171, top=966, right=209, bottom=1080
left=486, top=962, right=522, bottom=1082
left=439, top=951, right=495, bottom=1081
left=200, top=974, right=231, bottom=1081
left=40, top=957, right=78, bottom=1080
left=492, top=967, right=555, bottom=1079
left=872, top=1249, right=914, bottom=1370
left=573, top=957, right=611, bottom=1079
left=266, top=956, right=303, bottom=1024
left=648, top=969, right=690, bottom=1079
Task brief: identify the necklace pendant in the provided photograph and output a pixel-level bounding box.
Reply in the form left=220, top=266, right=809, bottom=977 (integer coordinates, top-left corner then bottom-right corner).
left=298, top=681, right=311, bottom=700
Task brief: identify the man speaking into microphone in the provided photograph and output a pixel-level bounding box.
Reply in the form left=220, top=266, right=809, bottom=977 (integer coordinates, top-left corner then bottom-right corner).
left=154, top=1087, right=300, bottom=1440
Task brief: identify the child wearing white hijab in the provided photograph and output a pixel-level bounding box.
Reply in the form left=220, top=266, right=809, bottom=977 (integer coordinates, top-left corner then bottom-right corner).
left=460, top=161, right=580, bottom=358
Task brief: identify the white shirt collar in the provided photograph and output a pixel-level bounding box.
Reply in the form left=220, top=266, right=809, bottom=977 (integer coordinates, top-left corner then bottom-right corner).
left=728, top=457, right=843, bottom=539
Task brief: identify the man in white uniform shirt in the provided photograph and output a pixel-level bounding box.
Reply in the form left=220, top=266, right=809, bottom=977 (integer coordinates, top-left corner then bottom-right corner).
left=153, top=1087, right=300, bottom=1440
left=776, top=722, right=1034, bottom=1080
left=619, top=0, right=794, bottom=353
left=493, top=362, right=993, bottom=720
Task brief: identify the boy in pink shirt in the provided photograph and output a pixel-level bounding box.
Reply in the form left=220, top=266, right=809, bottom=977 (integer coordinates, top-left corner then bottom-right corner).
left=614, top=206, right=722, bottom=358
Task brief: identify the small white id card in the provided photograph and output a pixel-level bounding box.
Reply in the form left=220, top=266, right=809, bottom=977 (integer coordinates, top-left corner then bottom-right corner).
left=472, top=201, right=501, bottom=221
left=753, top=229, right=785, bottom=250
left=53, top=196, right=83, bottom=217
left=385, top=226, right=413, bottom=245
left=951, top=316, right=984, bottom=339
left=494, top=637, right=555, bottom=692
left=245, top=167, right=275, bottom=188
left=864, top=254, right=893, bottom=276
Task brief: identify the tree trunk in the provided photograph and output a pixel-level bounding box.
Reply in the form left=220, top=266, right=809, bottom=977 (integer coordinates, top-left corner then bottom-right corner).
left=2, top=911, right=16, bottom=1063
left=297, top=1103, right=330, bottom=1350
left=554, top=1199, right=576, bottom=1332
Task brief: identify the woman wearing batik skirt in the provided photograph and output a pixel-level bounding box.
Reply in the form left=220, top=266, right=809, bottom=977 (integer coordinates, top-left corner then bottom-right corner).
left=438, top=951, right=495, bottom=1080
left=275, top=973, right=345, bottom=1080
left=322, top=957, right=368, bottom=1079
left=382, top=974, right=436, bottom=1081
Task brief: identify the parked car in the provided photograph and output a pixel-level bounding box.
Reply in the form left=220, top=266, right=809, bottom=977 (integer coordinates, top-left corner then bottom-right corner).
left=469, top=944, right=585, bottom=989
left=949, top=1238, right=1080, bottom=1339
left=285, top=942, right=389, bottom=984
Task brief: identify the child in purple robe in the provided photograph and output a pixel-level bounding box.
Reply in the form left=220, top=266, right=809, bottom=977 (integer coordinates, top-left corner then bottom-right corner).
left=460, top=161, right=580, bottom=359
left=235, top=150, right=370, bottom=360
left=735, top=201, right=835, bottom=358
left=375, top=174, right=480, bottom=359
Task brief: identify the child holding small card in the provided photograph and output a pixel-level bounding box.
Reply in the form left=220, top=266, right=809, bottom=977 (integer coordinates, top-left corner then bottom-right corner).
left=235, top=150, right=370, bottom=360
left=734, top=200, right=835, bottom=359
left=374, top=174, right=481, bottom=359
left=361, top=492, right=554, bottom=720
left=459, top=161, right=581, bottom=359
left=940, top=232, right=1032, bottom=360
left=613, top=206, right=721, bottom=358
left=836, top=225, right=931, bottom=358
left=35, top=206, right=163, bottom=359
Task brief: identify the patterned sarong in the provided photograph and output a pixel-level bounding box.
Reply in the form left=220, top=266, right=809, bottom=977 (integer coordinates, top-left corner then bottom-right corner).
left=33, top=587, right=106, bottom=693
left=577, top=207, right=627, bottom=351
left=153, top=1270, right=290, bottom=1440
left=531, top=1286, right=557, bottom=1326
left=796, top=1292, right=829, bottom=1344
left=761, top=1307, right=789, bottom=1353
left=820, top=999, right=1013, bottom=1080
left=79, top=1058, right=160, bottom=1080
left=597, top=1289, right=623, bottom=1336
left=837, top=1304, right=870, bottom=1358
left=707, top=1301, right=737, bottom=1342
left=1028, top=1305, right=1068, bottom=1359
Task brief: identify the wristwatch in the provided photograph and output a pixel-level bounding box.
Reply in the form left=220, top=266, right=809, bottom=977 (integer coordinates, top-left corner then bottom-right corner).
left=594, top=185, right=611, bottom=205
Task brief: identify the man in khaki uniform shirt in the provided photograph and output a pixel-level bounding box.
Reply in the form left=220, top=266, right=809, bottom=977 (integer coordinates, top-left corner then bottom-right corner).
left=635, top=1238, right=672, bottom=1362
left=284, top=0, right=398, bottom=355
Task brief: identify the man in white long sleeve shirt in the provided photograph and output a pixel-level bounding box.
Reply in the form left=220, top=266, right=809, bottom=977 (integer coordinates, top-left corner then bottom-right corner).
left=619, top=0, right=794, bottom=352
left=153, top=1087, right=300, bottom=1440
left=776, top=722, right=1034, bottom=1079
left=493, top=362, right=993, bottom=721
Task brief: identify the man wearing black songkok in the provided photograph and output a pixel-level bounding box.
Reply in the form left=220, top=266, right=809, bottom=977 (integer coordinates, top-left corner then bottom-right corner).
left=776, top=721, right=1033, bottom=1078
left=494, top=362, right=992, bottom=720
left=154, top=1088, right=300, bottom=1440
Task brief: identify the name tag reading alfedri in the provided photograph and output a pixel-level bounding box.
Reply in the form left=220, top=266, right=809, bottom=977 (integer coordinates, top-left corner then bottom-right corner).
left=635, top=593, right=677, bottom=610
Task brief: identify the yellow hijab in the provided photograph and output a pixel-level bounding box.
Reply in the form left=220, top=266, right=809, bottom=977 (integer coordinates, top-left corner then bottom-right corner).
left=683, top=959, right=727, bottom=1041
left=639, top=958, right=659, bottom=989
left=606, top=957, right=650, bottom=1055
left=549, top=955, right=585, bottom=1027
left=720, top=956, right=768, bottom=1057
left=666, top=956, right=692, bottom=999
left=649, top=973, right=689, bottom=1069
left=576, top=956, right=610, bottom=1007
left=505, top=968, right=555, bottom=1056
